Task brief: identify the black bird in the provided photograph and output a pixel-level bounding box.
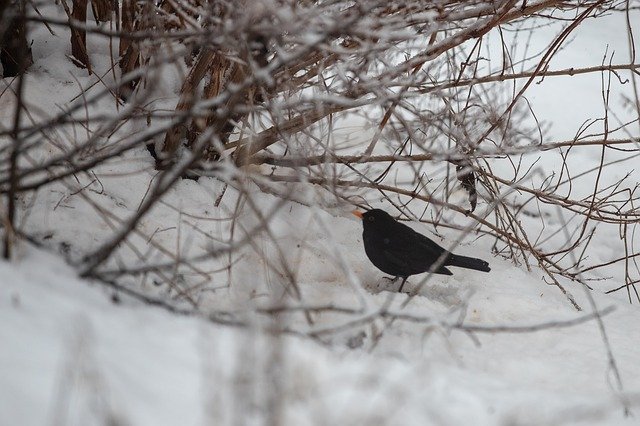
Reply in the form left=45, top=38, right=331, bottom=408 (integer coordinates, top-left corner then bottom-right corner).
left=353, top=209, right=490, bottom=291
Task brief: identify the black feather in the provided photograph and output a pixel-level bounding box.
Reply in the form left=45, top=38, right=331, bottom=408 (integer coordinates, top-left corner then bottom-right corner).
left=358, top=209, right=491, bottom=281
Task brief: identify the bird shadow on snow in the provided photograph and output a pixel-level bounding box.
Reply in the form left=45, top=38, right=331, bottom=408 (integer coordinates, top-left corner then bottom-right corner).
left=364, top=275, right=473, bottom=308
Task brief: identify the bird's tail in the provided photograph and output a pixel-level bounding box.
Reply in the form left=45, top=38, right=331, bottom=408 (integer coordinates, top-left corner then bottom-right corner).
left=447, top=254, right=491, bottom=272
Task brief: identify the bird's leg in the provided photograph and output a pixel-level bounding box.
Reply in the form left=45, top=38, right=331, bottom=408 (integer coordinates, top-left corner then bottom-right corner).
left=382, top=276, right=399, bottom=284
left=398, top=277, right=408, bottom=293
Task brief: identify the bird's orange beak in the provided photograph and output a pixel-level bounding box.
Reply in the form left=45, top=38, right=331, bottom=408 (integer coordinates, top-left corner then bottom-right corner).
left=352, top=210, right=364, bottom=219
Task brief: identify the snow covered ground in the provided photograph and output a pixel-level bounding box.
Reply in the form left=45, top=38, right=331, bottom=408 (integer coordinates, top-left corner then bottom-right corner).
left=1, top=4, right=640, bottom=426
left=3, top=238, right=640, bottom=425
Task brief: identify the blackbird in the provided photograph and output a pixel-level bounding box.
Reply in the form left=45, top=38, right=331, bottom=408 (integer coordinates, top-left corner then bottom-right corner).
left=353, top=209, right=490, bottom=291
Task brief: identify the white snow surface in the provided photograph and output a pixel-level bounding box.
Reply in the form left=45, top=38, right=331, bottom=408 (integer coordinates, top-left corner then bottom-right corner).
left=3, top=243, right=640, bottom=425
left=1, top=4, right=640, bottom=426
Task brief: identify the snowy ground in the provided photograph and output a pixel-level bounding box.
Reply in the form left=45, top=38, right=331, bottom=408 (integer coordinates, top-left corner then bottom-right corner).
left=2, top=4, right=640, bottom=426
left=3, top=240, right=640, bottom=425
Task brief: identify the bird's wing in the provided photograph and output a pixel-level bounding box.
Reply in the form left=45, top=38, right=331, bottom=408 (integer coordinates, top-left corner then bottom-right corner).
left=379, top=247, right=413, bottom=275
left=382, top=224, right=451, bottom=275
left=381, top=245, right=452, bottom=276
left=412, top=229, right=448, bottom=257
left=391, top=221, right=446, bottom=256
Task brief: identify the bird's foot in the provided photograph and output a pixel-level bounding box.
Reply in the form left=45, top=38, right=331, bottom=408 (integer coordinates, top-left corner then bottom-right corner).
left=397, top=277, right=408, bottom=293
left=381, top=276, right=408, bottom=293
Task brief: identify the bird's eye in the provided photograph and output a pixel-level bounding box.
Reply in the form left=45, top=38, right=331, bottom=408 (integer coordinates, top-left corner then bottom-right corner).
left=368, top=216, right=375, bottom=222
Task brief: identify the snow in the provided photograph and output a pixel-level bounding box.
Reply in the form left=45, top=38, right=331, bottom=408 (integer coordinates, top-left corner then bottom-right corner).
left=2, top=247, right=639, bottom=425
left=0, top=247, right=630, bottom=424
left=1, top=3, right=640, bottom=426
left=5, top=238, right=640, bottom=425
